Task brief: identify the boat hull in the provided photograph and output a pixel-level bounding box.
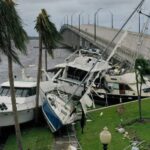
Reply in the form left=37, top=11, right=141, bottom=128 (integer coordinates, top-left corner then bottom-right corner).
left=42, top=100, right=63, bottom=133
left=92, top=92, right=147, bottom=105
left=0, top=109, right=34, bottom=127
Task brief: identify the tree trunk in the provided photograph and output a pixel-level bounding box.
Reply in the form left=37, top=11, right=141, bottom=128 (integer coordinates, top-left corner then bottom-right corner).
left=8, top=55, right=23, bottom=150
left=35, top=32, right=42, bottom=123
left=135, top=71, right=142, bottom=121
left=45, top=49, right=47, bottom=72
left=45, top=49, right=48, bottom=81
left=139, top=75, right=143, bottom=121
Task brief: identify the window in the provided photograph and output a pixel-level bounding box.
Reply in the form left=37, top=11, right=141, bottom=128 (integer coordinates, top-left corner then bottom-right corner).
left=108, top=83, right=119, bottom=90
left=22, top=89, right=29, bottom=97
left=0, top=87, right=3, bottom=95
left=143, top=88, right=150, bottom=93
left=67, top=67, right=88, bottom=81
left=16, top=89, right=23, bottom=97
left=125, top=85, right=132, bottom=91
left=0, top=86, right=36, bottom=97
left=0, top=87, right=10, bottom=96
left=23, top=87, right=36, bottom=97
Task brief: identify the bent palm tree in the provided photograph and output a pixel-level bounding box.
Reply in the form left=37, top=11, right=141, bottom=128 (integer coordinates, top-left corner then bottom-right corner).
left=0, top=0, right=28, bottom=149
left=35, top=9, right=61, bottom=123
left=134, top=58, right=150, bottom=121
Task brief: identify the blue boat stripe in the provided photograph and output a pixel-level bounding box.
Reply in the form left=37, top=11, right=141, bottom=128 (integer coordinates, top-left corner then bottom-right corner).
left=42, top=99, right=63, bottom=132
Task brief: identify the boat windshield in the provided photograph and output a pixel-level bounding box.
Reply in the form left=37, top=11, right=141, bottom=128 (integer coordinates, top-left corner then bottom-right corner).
left=67, top=67, right=88, bottom=81
left=0, top=86, right=36, bottom=97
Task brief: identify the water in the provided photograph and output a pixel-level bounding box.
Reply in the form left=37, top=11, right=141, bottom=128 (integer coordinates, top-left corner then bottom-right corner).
left=0, top=39, right=72, bottom=84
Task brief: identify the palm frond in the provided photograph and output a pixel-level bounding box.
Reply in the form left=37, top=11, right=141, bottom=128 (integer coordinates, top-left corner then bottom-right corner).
left=35, top=9, right=61, bottom=57
left=0, top=0, right=28, bottom=64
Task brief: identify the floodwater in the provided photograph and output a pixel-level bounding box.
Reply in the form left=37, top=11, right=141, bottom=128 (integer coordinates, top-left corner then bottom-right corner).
left=0, top=39, right=72, bottom=84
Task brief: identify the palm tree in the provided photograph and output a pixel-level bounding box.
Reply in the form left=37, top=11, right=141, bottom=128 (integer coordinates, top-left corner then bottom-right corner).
left=134, top=58, right=150, bottom=121
left=0, top=0, right=28, bottom=149
left=35, top=9, right=61, bottom=123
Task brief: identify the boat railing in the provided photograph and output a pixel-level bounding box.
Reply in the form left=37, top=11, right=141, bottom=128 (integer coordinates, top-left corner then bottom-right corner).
left=65, top=50, right=80, bottom=63
left=65, top=49, right=102, bottom=63
left=58, top=77, right=81, bottom=85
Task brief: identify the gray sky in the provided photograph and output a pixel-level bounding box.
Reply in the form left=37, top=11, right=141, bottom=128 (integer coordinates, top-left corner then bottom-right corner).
left=15, top=0, right=150, bottom=36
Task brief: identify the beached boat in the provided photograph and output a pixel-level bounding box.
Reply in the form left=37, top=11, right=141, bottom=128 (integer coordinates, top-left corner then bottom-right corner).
left=92, top=72, right=150, bottom=105
left=0, top=79, right=37, bottom=127
left=48, top=49, right=111, bottom=97
left=0, top=68, right=53, bottom=127
left=42, top=88, right=78, bottom=132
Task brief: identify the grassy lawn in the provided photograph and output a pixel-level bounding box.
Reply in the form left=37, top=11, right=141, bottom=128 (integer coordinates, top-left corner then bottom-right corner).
left=4, top=126, right=53, bottom=150
left=125, top=121, right=150, bottom=149
left=76, top=99, right=150, bottom=150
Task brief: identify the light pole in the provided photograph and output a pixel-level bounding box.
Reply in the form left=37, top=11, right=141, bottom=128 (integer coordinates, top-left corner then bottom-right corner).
left=63, top=16, right=66, bottom=25
left=94, top=8, right=102, bottom=41
left=79, top=12, right=83, bottom=32
left=138, top=10, right=150, bottom=33
left=66, top=15, right=68, bottom=25
left=139, top=11, right=150, bottom=17
left=88, top=14, right=90, bottom=24
left=108, top=10, right=114, bottom=29
left=100, top=127, right=112, bottom=150
left=138, top=10, right=141, bottom=33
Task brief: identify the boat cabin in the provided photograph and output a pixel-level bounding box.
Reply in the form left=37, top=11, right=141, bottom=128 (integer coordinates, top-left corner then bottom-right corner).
left=0, top=81, right=37, bottom=97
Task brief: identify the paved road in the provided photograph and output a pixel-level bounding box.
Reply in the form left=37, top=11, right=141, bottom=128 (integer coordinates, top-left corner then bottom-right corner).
left=52, top=125, right=80, bottom=150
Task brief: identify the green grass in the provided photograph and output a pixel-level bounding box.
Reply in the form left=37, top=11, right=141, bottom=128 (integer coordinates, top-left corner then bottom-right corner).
left=4, top=126, right=53, bottom=150
left=76, top=99, right=150, bottom=150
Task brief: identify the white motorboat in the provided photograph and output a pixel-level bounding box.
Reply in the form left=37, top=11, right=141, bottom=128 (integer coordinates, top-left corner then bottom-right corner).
left=49, top=49, right=111, bottom=97
left=42, top=88, right=78, bottom=132
left=40, top=32, right=128, bottom=132
left=0, top=68, right=53, bottom=127
left=0, top=80, right=37, bottom=127
left=92, top=72, right=150, bottom=105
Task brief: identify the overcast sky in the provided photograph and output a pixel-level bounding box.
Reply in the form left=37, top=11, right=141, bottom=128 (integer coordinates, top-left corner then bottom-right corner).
left=15, top=0, right=150, bottom=36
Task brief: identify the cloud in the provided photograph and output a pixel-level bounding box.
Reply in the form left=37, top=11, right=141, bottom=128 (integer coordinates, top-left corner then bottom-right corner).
left=15, top=0, right=148, bottom=36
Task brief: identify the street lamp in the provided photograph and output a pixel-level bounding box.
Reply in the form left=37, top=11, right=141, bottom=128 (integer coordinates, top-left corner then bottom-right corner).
left=63, top=16, right=66, bottom=25
left=107, top=10, right=114, bottom=29
left=139, top=10, right=150, bottom=18
left=138, top=10, right=141, bottom=33
left=138, top=10, right=150, bottom=33
left=94, top=8, right=102, bottom=41
left=66, top=15, right=68, bottom=25
left=99, top=127, right=112, bottom=150
left=99, top=9, right=114, bottom=29
left=88, top=14, right=90, bottom=24
left=79, top=12, right=83, bottom=32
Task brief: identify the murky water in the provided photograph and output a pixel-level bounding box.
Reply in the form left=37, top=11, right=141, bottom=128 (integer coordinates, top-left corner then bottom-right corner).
left=0, top=39, right=72, bottom=84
